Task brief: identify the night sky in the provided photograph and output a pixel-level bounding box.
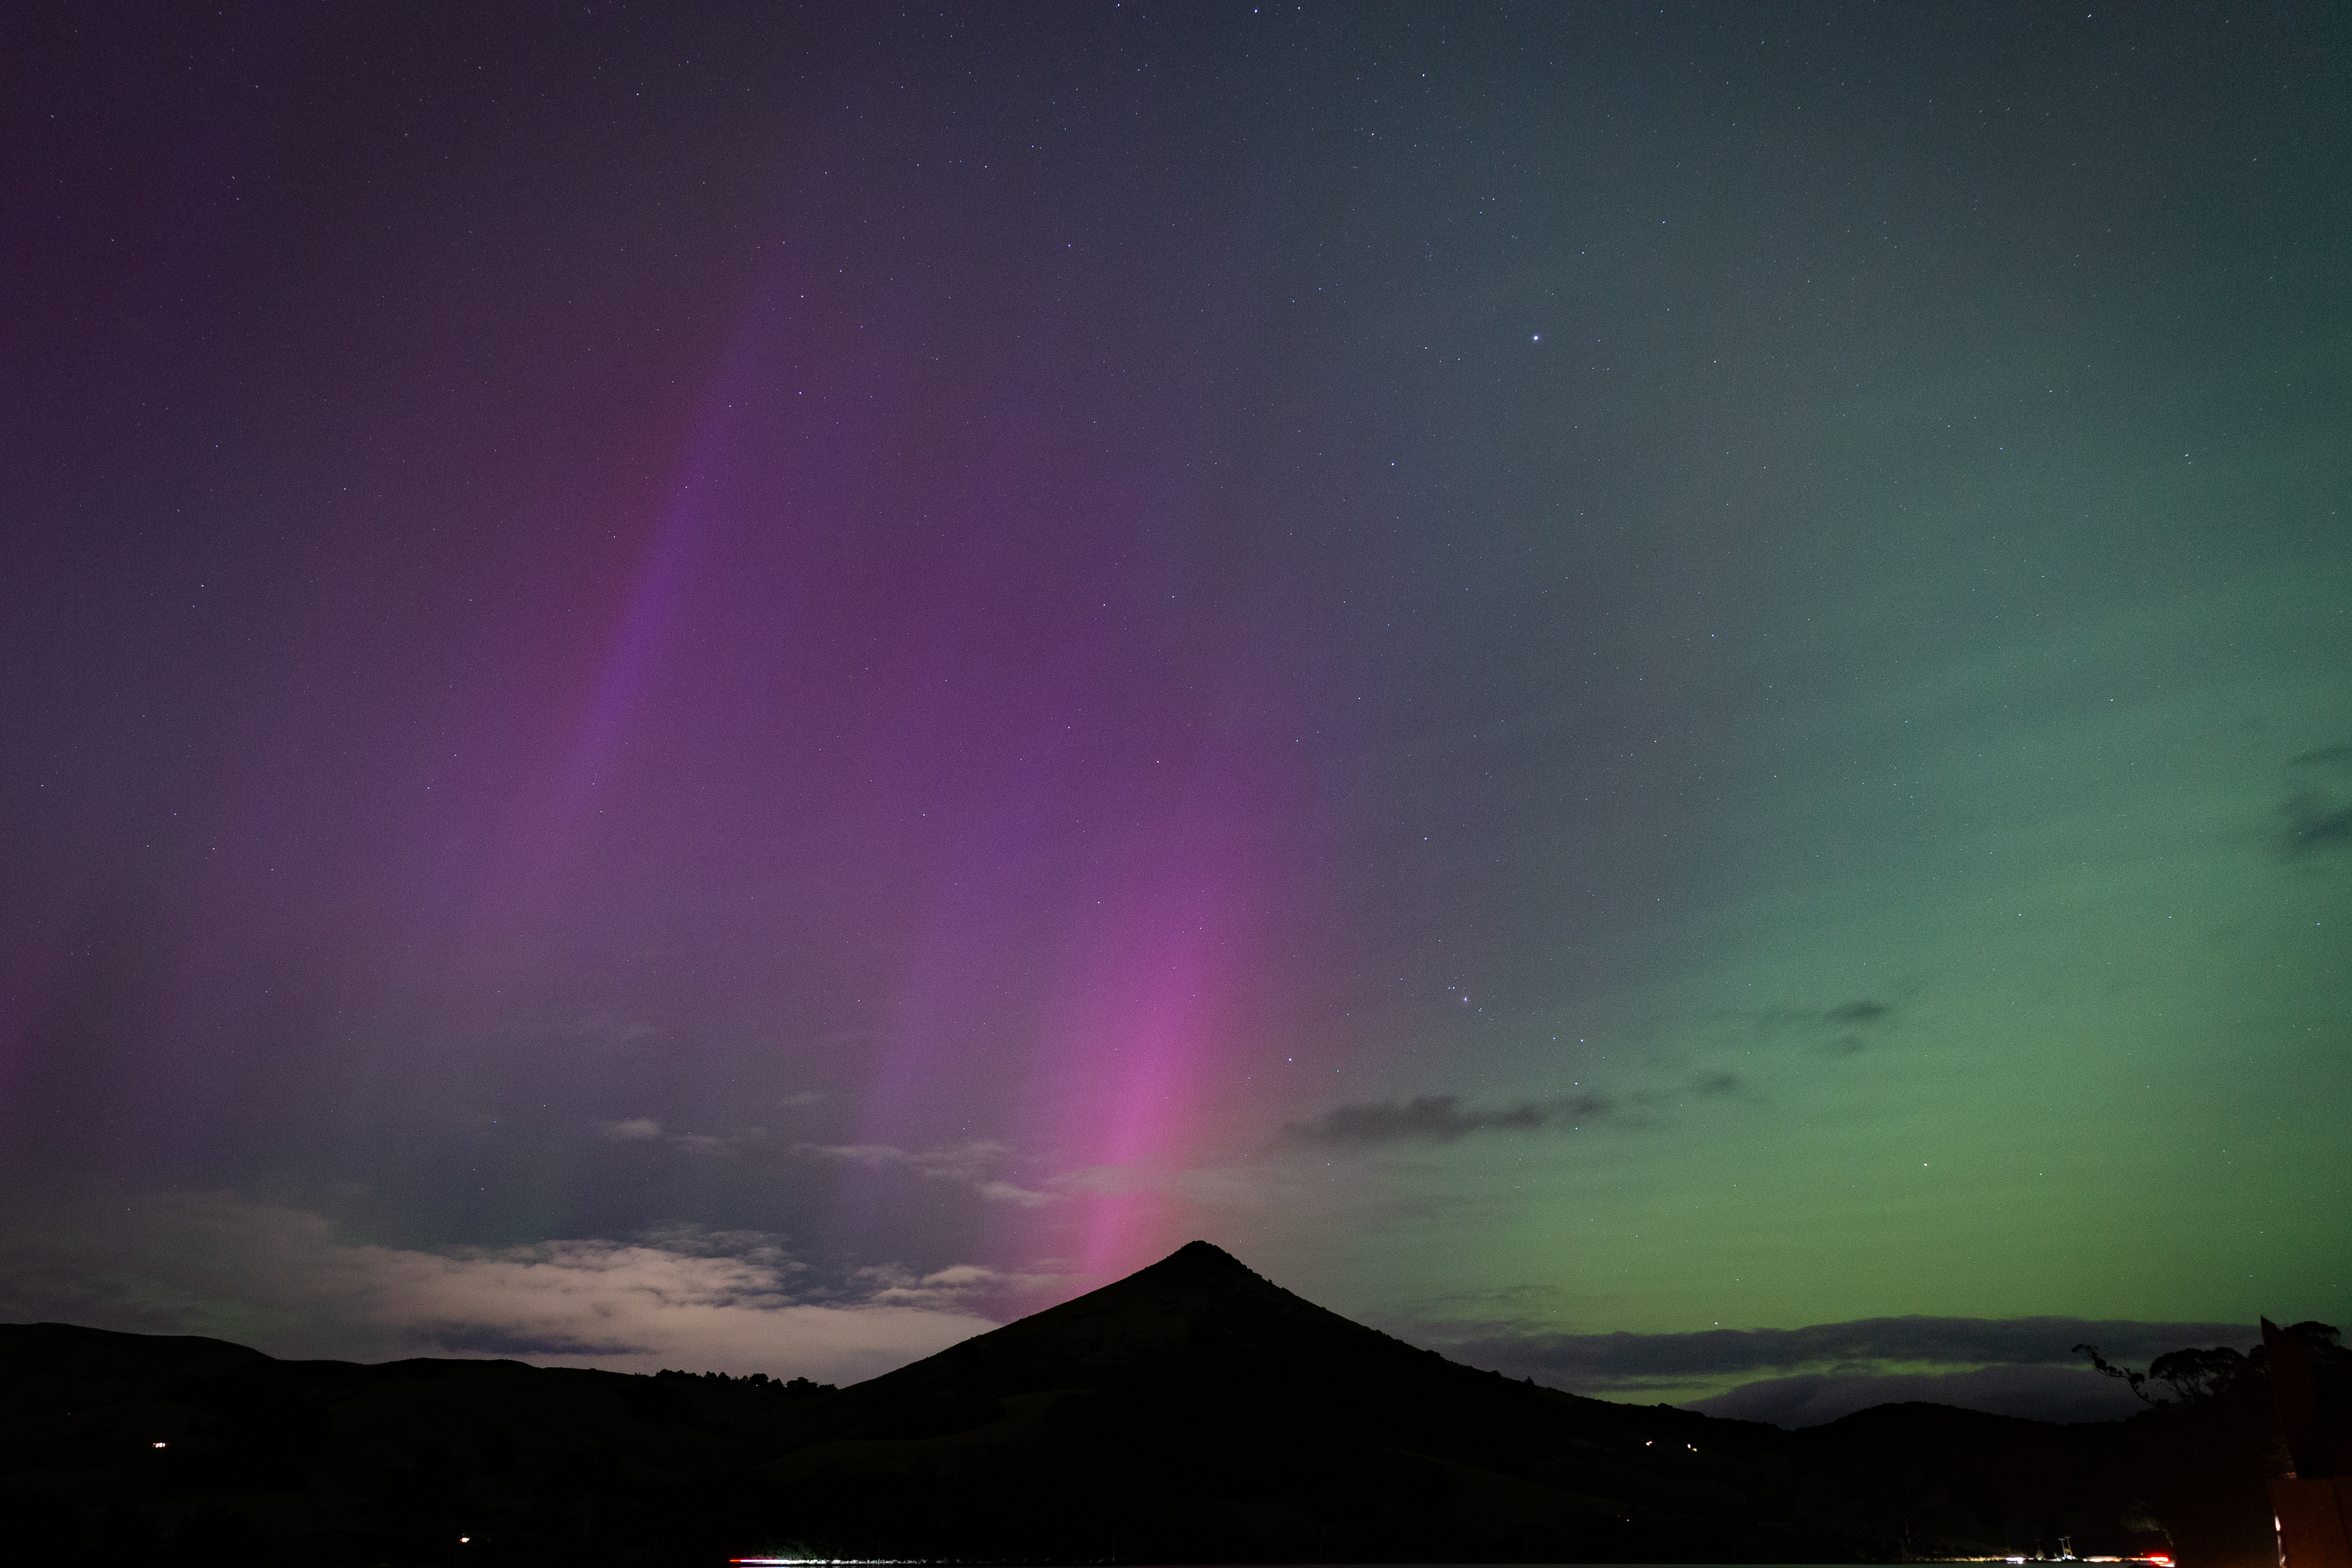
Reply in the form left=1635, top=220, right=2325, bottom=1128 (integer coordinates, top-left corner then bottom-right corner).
left=5, top=2, right=2347, bottom=1424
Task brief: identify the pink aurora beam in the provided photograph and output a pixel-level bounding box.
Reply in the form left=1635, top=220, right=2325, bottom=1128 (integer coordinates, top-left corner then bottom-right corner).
left=1014, top=728, right=1300, bottom=1282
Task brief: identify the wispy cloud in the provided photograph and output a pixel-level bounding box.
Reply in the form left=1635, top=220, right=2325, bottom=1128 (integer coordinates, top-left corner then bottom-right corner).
left=1280, top=997, right=1898, bottom=1153
left=2283, top=794, right=2352, bottom=852
left=2288, top=741, right=2352, bottom=769
left=975, top=1179, right=1054, bottom=1208
left=591, top=1118, right=763, bottom=1157
left=669, top=1132, right=738, bottom=1156
left=1279, top=1078, right=1757, bottom=1149
left=846, top=1261, right=1069, bottom=1312
left=1284, top=1095, right=1553, bottom=1145
left=595, top=1117, right=664, bottom=1141
left=792, top=1139, right=1057, bottom=1205
left=542, top=1014, right=665, bottom=1046
left=2278, top=741, right=2351, bottom=855
left=1744, top=996, right=1898, bottom=1056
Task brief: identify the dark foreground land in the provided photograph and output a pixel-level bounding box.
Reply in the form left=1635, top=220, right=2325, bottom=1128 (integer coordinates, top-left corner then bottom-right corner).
left=0, top=1243, right=2281, bottom=1566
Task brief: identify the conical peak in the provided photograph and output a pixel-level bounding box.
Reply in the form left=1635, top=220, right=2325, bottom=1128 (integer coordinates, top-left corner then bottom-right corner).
left=855, top=1240, right=1316, bottom=1397
left=1119, top=1240, right=1295, bottom=1305
left=1148, top=1239, right=1257, bottom=1278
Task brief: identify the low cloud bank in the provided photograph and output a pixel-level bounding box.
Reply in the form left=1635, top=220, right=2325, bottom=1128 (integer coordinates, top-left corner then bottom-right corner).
left=1427, top=1314, right=2259, bottom=1379
left=0, top=1190, right=999, bottom=1384
left=1407, top=1314, right=2257, bottom=1427
left=1690, top=1364, right=2152, bottom=1427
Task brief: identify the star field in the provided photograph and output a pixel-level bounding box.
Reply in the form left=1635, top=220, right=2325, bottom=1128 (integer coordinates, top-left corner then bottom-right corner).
left=1, top=2, right=2346, bottom=1415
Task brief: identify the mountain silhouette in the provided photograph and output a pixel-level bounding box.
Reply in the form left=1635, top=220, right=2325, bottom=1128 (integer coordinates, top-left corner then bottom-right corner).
left=756, top=1241, right=1839, bottom=1556
left=835, top=1238, right=1562, bottom=1418
left=0, top=1241, right=2197, bottom=1564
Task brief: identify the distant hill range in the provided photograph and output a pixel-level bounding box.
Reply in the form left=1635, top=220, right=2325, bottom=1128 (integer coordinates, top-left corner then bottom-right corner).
left=0, top=1240, right=2260, bottom=1565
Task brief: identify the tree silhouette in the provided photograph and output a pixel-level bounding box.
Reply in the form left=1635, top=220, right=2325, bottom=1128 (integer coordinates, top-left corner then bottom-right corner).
left=2076, top=1322, right=2345, bottom=1409
left=2076, top=1321, right=2351, bottom=1568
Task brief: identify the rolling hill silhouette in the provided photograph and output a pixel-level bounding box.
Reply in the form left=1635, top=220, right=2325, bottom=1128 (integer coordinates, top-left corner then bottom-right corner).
left=0, top=1240, right=2206, bottom=1564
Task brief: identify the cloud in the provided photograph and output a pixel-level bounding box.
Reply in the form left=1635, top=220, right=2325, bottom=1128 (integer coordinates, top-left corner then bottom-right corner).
left=846, top=1261, right=1069, bottom=1313
left=1283, top=1095, right=1553, bottom=1145
left=590, top=1120, right=767, bottom=1157
left=2283, top=794, right=2352, bottom=851
left=669, top=1132, right=738, bottom=1156
left=543, top=1015, right=664, bottom=1046
left=1690, top=1364, right=2155, bottom=1428
left=0, top=1190, right=996, bottom=1384
left=1283, top=999, right=1900, bottom=1153
left=1280, top=1080, right=1752, bottom=1149
left=792, top=1139, right=1057, bottom=1204
left=1395, top=1313, right=2259, bottom=1426
left=596, top=1118, right=663, bottom=1141
left=1416, top=1314, right=2258, bottom=1381
left=976, top=1179, right=1055, bottom=1208
left=1747, top=997, right=1898, bottom=1056
left=797, top=1141, right=903, bottom=1167
left=2280, top=742, right=2352, bottom=854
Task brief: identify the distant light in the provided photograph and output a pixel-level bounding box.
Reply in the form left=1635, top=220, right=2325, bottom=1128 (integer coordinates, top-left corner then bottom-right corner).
left=153, top=1441, right=167, bottom=1448
left=1531, top=334, right=1541, bottom=341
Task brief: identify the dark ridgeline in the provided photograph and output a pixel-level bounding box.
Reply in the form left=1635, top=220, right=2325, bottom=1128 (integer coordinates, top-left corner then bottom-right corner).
left=0, top=1240, right=2273, bottom=1565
